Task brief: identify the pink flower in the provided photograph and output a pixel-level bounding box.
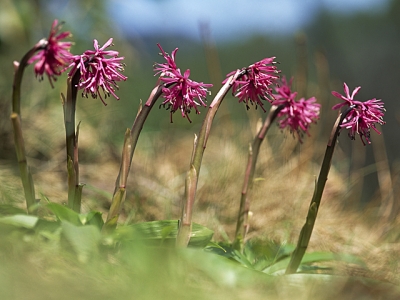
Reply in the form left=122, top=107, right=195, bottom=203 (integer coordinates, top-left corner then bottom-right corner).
left=332, top=83, right=385, bottom=145
left=154, top=45, right=178, bottom=77
left=272, top=77, right=320, bottom=142
left=223, top=57, right=279, bottom=112
left=68, top=38, right=127, bottom=105
left=28, top=20, right=73, bottom=87
left=154, top=44, right=212, bottom=122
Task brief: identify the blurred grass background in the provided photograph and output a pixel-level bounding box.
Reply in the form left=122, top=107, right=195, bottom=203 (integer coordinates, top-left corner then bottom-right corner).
left=0, top=0, right=400, bottom=294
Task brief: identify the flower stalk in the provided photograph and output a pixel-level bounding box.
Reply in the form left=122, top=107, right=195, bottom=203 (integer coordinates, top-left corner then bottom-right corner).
left=176, top=70, right=242, bottom=247
left=11, top=113, right=36, bottom=213
left=233, top=105, right=284, bottom=251
left=286, top=83, right=385, bottom=273
left=11, top=20, right=73, bottom=213
left=285, top=108, right=351, bottom=274
left=104, top=85, right=165, bottom=229
left=63, top=72, right=83, bottom=212
left=104, top=128, right=132, bottom=229
left=11, top=46, right=44, bottom=213
left=105, top=44, right=211, bottom=230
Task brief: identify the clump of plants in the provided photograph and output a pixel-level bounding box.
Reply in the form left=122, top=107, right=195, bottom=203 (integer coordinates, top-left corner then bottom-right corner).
left=4, top=20, right=393, bottom=298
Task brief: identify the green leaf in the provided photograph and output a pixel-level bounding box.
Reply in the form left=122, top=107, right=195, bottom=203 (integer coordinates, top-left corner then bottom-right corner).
left=263, top=251, right=366, bottom=275
left=35, top=219, right=61, bottom=234
left=0, top=214, right=38, bottom=229
left=205, top=242, right=254, bottom=269
left=180, top=248, right=275, bottom=288
left=79, top=211, right=104, bottom=230
left=61, top=221, right=101, bottom=263
left=47, top=203, right=81, bottom=226
left=116, top=220, right=214, bottom=248
left=205, top=241, right=228, bottom=252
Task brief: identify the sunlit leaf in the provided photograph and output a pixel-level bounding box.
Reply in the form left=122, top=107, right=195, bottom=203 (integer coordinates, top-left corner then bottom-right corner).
left=79, top=211, right=104, bottom=230
left=115, top=220, right=213, bottom=248
left=0, top=214, right=38, bottom=229
left=263, top=251, right=366, bottom=275
left=47, top=203, right=81, bottom=226
left=61, top=221, right=101, bottom=263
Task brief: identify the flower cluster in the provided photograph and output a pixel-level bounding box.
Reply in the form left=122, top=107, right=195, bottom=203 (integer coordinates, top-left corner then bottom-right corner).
left=154, top=44, right=212, bottom=122
left=68, top=38, right=127, bottom=105
left=332, top=83, right=385, bottom=145
left=28, top=20, right=73, bottom=87
left=272, top=77, right=320, bottom=142
left=223, top=57, right=279, bottom=112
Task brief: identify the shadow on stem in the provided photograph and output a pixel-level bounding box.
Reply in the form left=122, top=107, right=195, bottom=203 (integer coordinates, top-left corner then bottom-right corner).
left=176, top=70, right=243, bottom=247
left=233, top=105, right=284, bottom=252
left=285, top=108, right=353, bottom=274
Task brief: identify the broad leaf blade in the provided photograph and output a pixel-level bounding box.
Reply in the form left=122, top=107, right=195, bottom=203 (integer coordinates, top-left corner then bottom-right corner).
left=47, top=203, right=81, bottom=226
left=116, top=220, right=213, bottom=248
left=0, top=214, right=38, bottom=229
left=61, top=221, right=101, bottom=263
left=263, top=251, right=366, bottom=275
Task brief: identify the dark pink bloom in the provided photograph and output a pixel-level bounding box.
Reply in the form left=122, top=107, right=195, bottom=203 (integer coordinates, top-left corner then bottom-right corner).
left=332, top=83, right=385, bottom=145
left=223, top=57, right=279, bottom=112
left=68, top=38, right=127, bottom=105
left=272, top=77, right=320, bottom=142
left=155, top=44, right=212, bottom=122
left=28, top=20, right=73, bottom=87
left=154, top=45, right=179, bottom=77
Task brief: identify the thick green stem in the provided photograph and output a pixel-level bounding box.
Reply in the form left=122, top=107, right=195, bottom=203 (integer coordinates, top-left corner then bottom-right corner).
left=11, top=114, right=36, bottom=212
left=11, top=43, right=44, bottom=213
left=233, top=105, right=284, bottom=251
left=176, top=164, right=197, bottom=247
left=104, top=85, right=165, bottom=229
left=104, top=128, right=132, bottom=229
left=176, top=70, right=242, bottom=247
left=285, top=109, right=351, bottom=274
left=12, top=42, right=44, bottom=116
left=233, top=144, right=253, bottom=251
left=63, top=72, right=81, bottom=212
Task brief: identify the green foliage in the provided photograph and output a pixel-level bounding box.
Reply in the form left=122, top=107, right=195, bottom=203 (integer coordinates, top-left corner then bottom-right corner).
left=0, top=213, right=397, bottom=300
left=206, top=238, right=367, bottom=277
left=1, top=2, right=398, bottom=298
left=0, top=214, right=38, bottom=228
left=114, top=219, right=214, bottom=248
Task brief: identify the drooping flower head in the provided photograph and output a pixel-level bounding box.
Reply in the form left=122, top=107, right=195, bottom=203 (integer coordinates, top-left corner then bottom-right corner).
left=154, top=45, right=178, bottom=77
left=332, top=83, right=385, bottom=145
left=154, top=44, right=213, bottom=122
left=223, top=57, right=280, bottom=112
left=28, top=20, right=73, bottom=87
left=272, top=77, right=320, bottom=142
left=68, top=38, right=127, bottom=105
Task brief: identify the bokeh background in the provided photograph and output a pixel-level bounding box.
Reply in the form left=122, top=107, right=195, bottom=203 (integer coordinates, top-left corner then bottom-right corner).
left=0, top=0, right=398, bottom=216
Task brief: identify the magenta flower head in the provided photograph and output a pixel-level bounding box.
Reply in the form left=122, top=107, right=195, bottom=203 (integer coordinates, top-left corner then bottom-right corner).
left=223, top=57, right=280, bottom=112
left=154, top=44, right=213, bottom=122
left=68, top=38, right=127, bottom=105
left=28, top=20, right=73, bottom=87
left=272, top=77, right=320, bottom=142
left=332, top=83, right=385, bottom=145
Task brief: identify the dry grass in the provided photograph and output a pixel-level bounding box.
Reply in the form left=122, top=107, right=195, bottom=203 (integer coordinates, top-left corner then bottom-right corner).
left=1, top=103, right=400, bottom=286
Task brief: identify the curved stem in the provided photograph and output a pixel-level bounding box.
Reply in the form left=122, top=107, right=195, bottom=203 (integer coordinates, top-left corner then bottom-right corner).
left=104, top=85, right=165, bottom=229
left=11, top=42, right=44, bottom=213
left=63, top=71, right=81, bottom=212
left=233, top=105, right=284, bottom=251
left=12, top=42, right=44, bottom=115
left=11, top=114, right=36, bottom=213
left=285, top=108, right=353, bottom=274
left=176, top=70, right=243, bottom=247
